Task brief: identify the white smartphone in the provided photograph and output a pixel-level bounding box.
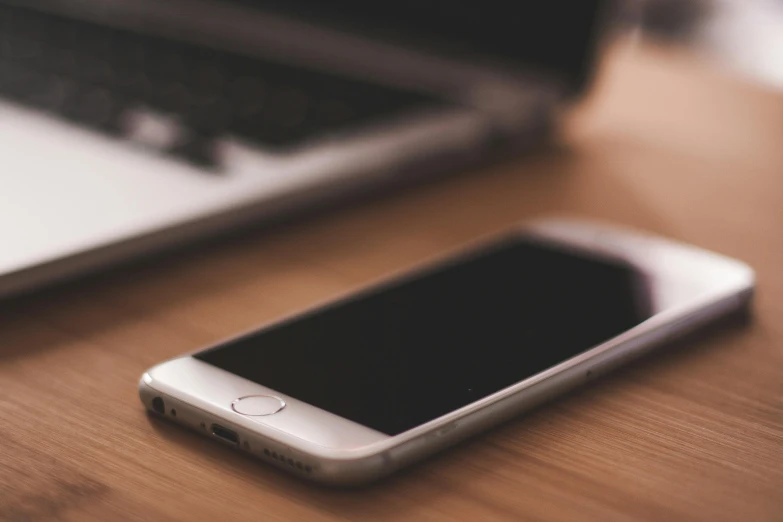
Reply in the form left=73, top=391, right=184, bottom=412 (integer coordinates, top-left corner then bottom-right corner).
left=139, top=218, right=754, bottom=486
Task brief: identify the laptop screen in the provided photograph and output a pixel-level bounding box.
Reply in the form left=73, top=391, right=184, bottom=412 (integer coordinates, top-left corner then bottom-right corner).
left=248, top=0, right=610, bottom=95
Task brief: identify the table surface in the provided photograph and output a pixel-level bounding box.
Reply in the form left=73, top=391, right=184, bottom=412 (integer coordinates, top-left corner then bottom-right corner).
left=2, top=43, right=782, bottom=522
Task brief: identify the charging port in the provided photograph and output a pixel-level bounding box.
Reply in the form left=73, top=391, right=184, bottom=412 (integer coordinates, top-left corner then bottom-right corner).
left=211, top=424, right=239, bottom=445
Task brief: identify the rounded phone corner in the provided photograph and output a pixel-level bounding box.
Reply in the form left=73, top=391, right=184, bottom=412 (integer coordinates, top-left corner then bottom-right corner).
left=137, top=371, right=162, bottom=410
left=728, top=259, right=756, bottom=290
left=138, top=374, right=152, bottom=405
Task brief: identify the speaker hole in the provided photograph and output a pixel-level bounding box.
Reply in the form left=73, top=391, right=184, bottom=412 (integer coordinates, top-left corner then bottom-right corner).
left=170, top=409, right=177, bottom=417
left=262, top=448, right=312, bottom=473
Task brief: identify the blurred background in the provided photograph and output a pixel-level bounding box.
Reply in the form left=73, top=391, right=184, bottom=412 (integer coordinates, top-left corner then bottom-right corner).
left=634, top=0, right=783, bottom=89
left=2, top=0, right=781, bottom=301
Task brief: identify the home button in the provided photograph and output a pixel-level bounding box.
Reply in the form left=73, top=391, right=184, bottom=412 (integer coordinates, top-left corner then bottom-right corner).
left=232, top=395, right=286, bottom=416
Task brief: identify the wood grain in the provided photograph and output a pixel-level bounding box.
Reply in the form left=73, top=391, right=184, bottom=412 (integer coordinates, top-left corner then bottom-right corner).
left=2, top=42, right=782, bottom=521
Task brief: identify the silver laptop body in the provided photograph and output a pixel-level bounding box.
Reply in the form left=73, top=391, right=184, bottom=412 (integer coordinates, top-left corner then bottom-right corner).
left=0, top=0, right=613, bottom=298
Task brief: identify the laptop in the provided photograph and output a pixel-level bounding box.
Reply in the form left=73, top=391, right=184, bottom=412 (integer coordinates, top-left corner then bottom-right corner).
left=0, top=0, right=613, bottom=298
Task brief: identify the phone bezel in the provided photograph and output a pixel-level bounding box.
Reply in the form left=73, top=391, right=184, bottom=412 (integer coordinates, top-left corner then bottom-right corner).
left=139, top=218, right=754, bottom=484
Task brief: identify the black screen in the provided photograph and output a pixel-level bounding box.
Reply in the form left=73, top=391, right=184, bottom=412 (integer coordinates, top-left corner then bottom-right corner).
left=197, top=238, right=652, bottom=435
left=236, top=0, right=608, bottom=94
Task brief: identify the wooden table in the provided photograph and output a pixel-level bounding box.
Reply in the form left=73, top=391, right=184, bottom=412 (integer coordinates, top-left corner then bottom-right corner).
left=2, top=43, right=782, bottom=521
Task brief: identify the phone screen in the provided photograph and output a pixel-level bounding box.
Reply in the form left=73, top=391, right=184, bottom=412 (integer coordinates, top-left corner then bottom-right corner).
left=196, top=237, right=653, bottom=435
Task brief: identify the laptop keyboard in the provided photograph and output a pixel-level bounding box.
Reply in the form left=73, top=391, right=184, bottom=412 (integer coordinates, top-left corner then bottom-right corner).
left=0, top=5, right=440, bottom=170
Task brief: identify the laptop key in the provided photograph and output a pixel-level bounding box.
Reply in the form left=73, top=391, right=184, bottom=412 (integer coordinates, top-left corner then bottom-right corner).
left=62, top=87, right=127, bottom=135
left=170, top=130, right=222, bottom=170
left=28, top=74, right=76, bottom=113
left=0, top=63, right=40, bottom=101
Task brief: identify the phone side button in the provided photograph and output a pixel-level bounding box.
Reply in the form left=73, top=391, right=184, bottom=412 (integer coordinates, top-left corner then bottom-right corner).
left=437, top=423, right=458, bottom=437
